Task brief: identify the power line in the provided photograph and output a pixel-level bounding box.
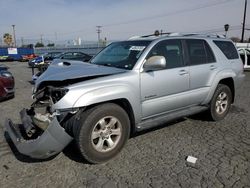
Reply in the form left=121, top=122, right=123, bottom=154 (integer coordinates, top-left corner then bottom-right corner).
left=195, top=25, right=245, bottom=33
left=15, top=0, right=237, bottom=39
left=103, top=0, right=236, bottom=27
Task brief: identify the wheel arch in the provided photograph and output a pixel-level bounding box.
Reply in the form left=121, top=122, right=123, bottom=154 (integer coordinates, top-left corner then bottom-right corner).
left=203, top=69, right=236, bottom=105
left=83, top=98, right=136, bottom=136
left=218, top=77, right=235, bottom=103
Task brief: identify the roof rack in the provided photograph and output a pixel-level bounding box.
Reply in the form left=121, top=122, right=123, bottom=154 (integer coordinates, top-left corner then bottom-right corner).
left=141, top=32, right=172, bottom=38
left=128, top=32, right=226, bottom=40
left=181, top=33, right=226, bottom=38
left=128, top=32, right=173, bottom=40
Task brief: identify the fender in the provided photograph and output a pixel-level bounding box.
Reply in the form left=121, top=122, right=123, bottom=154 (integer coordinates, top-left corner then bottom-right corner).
left=73, top=84, right=141, bottom=123
left=52, top=81, right=141, bottom=124
left=202, top=69, right=236, bottom=104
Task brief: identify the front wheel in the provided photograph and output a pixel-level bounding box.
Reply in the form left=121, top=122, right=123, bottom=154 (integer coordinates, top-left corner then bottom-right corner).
left=208, top=84, right=232, bottom=121
left=75, top=103, right=130, bottom=164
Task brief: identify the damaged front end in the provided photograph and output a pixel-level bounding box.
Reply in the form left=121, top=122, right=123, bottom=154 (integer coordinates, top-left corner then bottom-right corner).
left=5, top=86, right=75, bottom=159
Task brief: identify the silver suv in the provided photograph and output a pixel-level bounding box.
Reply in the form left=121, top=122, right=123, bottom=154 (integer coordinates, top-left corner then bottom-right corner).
left=5, top=33, right=245, bottom=164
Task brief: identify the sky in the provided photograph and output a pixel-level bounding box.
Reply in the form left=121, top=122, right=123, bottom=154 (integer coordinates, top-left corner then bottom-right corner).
left=0, top=0, right=250, bottom=45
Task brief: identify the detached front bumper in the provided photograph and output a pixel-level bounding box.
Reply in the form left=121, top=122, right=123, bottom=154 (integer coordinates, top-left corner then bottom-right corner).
left=5, top=109, right=73, bottom=159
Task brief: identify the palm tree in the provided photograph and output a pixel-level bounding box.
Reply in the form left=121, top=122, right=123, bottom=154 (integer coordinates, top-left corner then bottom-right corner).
left=3, top=33, right=13, bottom=46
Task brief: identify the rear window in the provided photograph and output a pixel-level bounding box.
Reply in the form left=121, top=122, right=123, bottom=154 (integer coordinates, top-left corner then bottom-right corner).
left=186, top=39, right=216, bottom=65
left=213, top=41, right=239, bottom=59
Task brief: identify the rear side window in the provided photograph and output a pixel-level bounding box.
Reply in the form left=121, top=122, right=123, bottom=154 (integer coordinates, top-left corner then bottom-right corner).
left=213, top=41, right=239, bottom=59
left=186, top=39, right=216, bottom=65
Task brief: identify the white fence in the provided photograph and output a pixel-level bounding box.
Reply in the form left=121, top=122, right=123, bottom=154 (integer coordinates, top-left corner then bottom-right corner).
left=34, top=46, right=104, bottom=56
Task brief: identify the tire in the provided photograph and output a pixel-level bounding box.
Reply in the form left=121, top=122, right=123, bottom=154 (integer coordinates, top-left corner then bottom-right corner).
left=74, top=103, right=130, bottom=164
left=208, top=84, right=232, bottom=121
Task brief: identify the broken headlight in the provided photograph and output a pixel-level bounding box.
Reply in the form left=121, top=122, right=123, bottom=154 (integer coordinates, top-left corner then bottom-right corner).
left=49, top=87, right=69, bottom=103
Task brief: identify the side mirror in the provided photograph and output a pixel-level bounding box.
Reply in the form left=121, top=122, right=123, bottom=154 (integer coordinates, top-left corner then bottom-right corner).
left=143, top=56, right=166, bottom=71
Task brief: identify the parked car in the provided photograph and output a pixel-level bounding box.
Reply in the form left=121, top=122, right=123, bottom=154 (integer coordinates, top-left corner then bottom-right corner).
left=5, top=33, right=244, bottom=164
left=238, top=48, right=250, bottom=69
left=51, top=51, right=92, bottom=62
left=20, top=54, right=37, bottom=62
left=28, top=52, right=61, bottom=67
left=0, top=65, right=15, bottom=100
left=0, top=56, right=9, bottom=61
left=31, top=52, right=93, bottom=81
left=0, top=56, right=14, bottom=62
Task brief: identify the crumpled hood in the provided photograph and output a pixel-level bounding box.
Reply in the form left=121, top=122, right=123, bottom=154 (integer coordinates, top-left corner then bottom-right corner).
left=35, top=60, right=127, bottom=90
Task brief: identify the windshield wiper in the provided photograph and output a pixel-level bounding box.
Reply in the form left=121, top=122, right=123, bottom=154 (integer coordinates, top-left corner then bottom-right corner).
left=98, top=63, right=112, bottom=67
left=94, top=63, right=127, bottom=69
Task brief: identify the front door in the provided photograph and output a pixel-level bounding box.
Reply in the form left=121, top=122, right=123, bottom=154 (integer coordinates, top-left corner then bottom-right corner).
left=140, top=39, right=190, bottom=119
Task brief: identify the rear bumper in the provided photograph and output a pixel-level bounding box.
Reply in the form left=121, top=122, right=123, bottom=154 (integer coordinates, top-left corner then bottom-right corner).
left=5, top=109, right=73, bottom=159
left=0, top=87, right=14, bottom=99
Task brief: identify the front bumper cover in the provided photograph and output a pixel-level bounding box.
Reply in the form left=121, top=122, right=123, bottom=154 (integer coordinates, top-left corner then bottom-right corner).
left=5, top=109, right=73, bottom=159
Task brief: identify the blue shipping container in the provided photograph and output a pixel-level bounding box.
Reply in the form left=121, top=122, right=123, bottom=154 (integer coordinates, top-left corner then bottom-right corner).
left=0, top=47, right=34, bottom=60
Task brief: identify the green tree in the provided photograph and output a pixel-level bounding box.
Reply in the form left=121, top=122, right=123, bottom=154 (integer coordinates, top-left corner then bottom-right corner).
left=35, top=42, right=44, bottom=48
left=47, top=43, right=55, bottom=47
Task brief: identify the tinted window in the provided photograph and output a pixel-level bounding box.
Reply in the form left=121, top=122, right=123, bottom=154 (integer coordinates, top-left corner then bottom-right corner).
left=147, top=39, right=184, bottom=69
left=214, top=41, right=239, bottom=59
left=62, top=53, right=74, bottom=59
left=74, top=53, right=85, bottom=58
left=186, top=39, right=215, bottom=65
left=204, top=42, right=216, bottom=63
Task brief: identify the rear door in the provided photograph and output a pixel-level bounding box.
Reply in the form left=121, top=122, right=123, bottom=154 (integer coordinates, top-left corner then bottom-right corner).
left=140, top=39, right=190, bottom=119
left=185, top=39, right=217, bottom=105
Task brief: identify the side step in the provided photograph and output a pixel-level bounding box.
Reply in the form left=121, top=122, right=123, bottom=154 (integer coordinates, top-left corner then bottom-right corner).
left=136, top=106, right=208, bottom=131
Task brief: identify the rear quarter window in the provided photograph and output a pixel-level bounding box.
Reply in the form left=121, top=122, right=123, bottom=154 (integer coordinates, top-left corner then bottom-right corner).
left=213, top=41, right=239, bottom=60
left=186, top=39, right=216, bottom=65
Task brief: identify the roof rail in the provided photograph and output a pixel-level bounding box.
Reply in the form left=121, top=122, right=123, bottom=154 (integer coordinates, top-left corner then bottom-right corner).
left=141, top=32, right=172, bottom=38
left=180, top=33, right=226, bottom=38
left=128, top=32, right=226, bottom=40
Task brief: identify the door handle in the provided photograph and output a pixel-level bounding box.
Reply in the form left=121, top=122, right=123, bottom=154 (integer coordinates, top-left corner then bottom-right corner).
left=210, top=65, right=217, bottom=70
left=179, top=70, right=188, bottom=75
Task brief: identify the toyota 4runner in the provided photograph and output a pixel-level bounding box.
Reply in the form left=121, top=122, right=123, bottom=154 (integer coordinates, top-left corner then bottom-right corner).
left=5, top=33, right=245, bottom=164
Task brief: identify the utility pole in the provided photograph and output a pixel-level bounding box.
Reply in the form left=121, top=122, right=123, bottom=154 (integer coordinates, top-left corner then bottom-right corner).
left=241, top=0, right=247, bottom=42
left=40, top=34, right=43, bottom=44
left=12, top=25, right=16, bottom=47
left=55, top=32, right=58, bottom=46
left=96, top=26, right=102, bottom=47
left=21, top=37, right=24, bottom=46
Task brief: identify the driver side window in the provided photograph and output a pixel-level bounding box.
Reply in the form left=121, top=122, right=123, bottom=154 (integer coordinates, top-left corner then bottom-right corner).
left=147, top=39, right=184, bottom=69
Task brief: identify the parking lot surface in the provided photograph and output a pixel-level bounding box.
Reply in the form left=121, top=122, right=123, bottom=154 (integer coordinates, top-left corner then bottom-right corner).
left=0, top=61, right=250, bottom=188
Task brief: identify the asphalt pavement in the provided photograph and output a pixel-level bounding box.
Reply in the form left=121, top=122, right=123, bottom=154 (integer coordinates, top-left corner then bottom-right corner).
left=0, top=61, right=249, bottom=188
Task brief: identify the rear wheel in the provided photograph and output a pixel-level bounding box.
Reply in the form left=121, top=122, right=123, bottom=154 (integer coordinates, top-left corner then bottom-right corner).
left=75, top=103, right=130, bottom=164
left=208, top=84, right=232, bottom=121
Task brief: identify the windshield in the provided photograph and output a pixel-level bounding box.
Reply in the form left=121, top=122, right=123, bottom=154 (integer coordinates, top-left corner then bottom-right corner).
left=91, top=40, right=151, bottom=70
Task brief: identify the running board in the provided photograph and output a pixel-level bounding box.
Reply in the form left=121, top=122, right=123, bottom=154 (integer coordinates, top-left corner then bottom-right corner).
left=136, top=106, right=208, bottom=131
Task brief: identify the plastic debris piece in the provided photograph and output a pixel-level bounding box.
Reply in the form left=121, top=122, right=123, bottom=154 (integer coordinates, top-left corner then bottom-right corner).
left=186, top=156, right=197, bottom=164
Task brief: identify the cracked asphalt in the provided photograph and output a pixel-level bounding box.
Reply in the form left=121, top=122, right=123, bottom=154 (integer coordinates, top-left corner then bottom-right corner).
left=0, top=61, right=250, bottom=188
